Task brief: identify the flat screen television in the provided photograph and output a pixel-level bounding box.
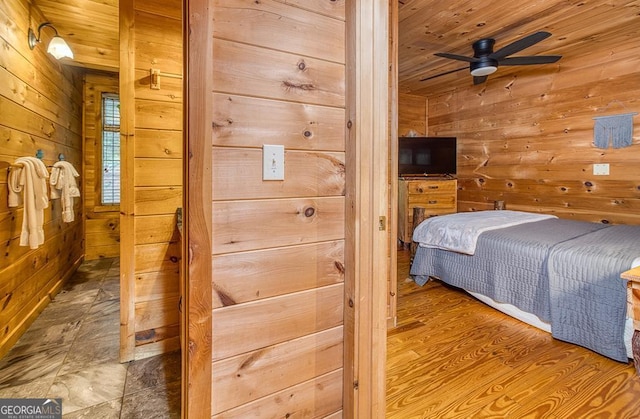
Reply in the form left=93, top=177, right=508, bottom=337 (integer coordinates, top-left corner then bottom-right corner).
left=398, top=136, right=457, bottom=177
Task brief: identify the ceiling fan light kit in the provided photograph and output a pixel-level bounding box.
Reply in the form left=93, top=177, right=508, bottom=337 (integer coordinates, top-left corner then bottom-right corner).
left=424, top=31, right=561, bottom=84
left=470, top=59, right=498, bottom=77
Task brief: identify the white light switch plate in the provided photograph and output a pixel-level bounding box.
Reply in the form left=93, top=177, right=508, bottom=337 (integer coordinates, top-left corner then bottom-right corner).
left=263, top=144, right=285, bottom=180
left=593, top=163, right=609, bottom=176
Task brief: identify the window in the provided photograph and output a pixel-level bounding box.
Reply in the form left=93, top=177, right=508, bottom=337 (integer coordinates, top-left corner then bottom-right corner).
left=101, top=94, right=120, bottom=205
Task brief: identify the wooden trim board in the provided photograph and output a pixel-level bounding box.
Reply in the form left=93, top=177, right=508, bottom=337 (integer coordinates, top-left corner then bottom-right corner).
left=119, top=0, right=137, bottom=362
left=183, top=0, right=213, bottom=417
left=344, top=0, right=390, bottom=417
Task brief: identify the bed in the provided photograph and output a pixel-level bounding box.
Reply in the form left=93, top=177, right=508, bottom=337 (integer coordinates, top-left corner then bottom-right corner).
left=409, top=210, right=640, bottom=363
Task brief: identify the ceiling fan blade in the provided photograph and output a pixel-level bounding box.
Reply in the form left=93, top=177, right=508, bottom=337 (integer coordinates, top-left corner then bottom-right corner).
left=490, top=31, right=552, bottom=59
left=499, top=55, right=562, bottom=65
left=473, top=75, right=488, bottom=85
left=435, top=52, right=478, bottom=63
left=420, top=66, right=468, bottom=82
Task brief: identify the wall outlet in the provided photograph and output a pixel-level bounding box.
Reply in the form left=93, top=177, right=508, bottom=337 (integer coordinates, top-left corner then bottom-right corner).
left=593, top=163, right=609, bottom=176
left=263, top=144, right=285, bottom=180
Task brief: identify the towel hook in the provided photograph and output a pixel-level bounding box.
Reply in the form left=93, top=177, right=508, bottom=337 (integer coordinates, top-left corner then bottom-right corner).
left=35, top=149, right=44, bottom=159
left=58, top=153, right=65, bottom=161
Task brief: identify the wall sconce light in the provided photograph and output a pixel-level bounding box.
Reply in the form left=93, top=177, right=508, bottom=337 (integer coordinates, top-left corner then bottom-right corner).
left=28, top=22, right=74, bottom=60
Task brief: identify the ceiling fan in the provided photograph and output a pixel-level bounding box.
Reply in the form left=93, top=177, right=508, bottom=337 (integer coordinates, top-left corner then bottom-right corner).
left=421, top=31, right=562, bottom=85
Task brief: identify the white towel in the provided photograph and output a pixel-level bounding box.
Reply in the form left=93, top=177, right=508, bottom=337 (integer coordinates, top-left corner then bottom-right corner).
left=50, top=161, right=80, bottom=223
left=8, top=157, right=49, bottom=249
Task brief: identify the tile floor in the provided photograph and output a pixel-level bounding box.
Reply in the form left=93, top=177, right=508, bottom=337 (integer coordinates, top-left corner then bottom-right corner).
left=0, top=258, right=181, bottom=418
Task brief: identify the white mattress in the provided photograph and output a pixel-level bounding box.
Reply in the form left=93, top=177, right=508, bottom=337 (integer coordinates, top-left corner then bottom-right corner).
left=467, top=290, right=634, bottom=359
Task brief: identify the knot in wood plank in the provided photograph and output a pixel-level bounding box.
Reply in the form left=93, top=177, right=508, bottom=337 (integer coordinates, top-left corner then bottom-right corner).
left=282, top=80, right=316, bottom=91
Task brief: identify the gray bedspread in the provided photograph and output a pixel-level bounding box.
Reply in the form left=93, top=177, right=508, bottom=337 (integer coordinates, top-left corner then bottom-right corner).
left=411, top=219, right=607, bottom=321
left=410, top=217, right=638, bottom=362
left=548, top=224, right=640, bottom=362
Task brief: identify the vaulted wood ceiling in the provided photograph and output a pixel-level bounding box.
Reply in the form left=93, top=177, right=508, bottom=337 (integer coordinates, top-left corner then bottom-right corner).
left=399, top=0, right=640, bottom=96
left=30, top=0, right=640, bottom=92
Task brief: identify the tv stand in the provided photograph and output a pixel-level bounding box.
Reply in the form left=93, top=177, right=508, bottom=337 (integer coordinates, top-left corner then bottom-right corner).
left=398, top=177, right=457, bottom=245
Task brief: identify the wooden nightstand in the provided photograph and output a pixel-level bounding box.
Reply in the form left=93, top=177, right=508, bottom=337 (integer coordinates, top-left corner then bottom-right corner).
left=621, top=266, right=640, bottom=375
left=398, top=178, right=457, bottom=245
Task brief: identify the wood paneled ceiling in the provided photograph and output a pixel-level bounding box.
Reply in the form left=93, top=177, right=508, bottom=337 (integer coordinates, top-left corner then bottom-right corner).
left=31, top=0, right=119, bottom=71
left=30, top=0, right=640, bottom=90
left=398, top=0, right=640, bottom=96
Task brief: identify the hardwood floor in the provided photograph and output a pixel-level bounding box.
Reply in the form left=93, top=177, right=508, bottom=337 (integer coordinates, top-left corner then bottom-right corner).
left=387, top=248, right=640, bottom=418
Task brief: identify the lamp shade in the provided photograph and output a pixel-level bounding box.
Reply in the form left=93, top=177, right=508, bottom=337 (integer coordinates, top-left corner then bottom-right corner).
left=47, top=36, right=74, bottom=60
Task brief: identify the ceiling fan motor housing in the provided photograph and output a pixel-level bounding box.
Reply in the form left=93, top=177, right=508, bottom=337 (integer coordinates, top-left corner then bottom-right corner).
left=472, top=38, right=495, bottom=56
left=470, top=38, right=498, bottom=76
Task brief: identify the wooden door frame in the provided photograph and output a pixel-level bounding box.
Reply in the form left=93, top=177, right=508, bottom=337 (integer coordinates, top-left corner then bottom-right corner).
left=344, top=0, right=390, bottom=417
left=119, top=0, right=136, bottom=363
left=182, top=0, right=213, bottom=417
left=182, top=1, right=389, bottom=417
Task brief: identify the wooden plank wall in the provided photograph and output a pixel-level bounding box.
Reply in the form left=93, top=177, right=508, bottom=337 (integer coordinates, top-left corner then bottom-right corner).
left=0, top=0, right=84, bottom=358
left=210, top=0, right=346, bottom=416
left=83, top=72, right=120, bottom=260
left=119, top=0, right=183, bottom=361
left=424, top=33, right=640, bottom=225
left=398, top=93, right=427, bottom=137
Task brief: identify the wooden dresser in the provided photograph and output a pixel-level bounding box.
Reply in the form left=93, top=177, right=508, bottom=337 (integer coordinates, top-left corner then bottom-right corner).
left=398, top=177, right=457, bottom=244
